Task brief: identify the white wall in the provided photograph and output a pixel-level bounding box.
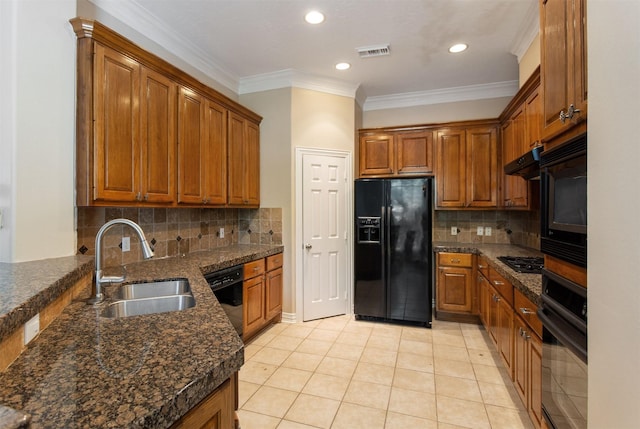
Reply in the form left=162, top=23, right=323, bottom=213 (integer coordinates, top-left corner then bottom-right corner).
left=0, top=0, right=77, bottom=262
left=519, top=33, right=540, bottom=86
left=240, top=88, right=295, bottom=314
left=587, top=1, right=640, bottom=427
left=362, top=97, right=512, bottom=129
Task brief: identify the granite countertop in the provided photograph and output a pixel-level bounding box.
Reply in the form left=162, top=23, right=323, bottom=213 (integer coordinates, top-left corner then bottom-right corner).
left=433, top=242, right=543, bottom=305
left=0, top=244, right=283, bottom=429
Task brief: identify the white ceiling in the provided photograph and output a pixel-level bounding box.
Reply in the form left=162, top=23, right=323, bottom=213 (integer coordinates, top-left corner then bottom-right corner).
left=89, top=0, right=538, bottom=109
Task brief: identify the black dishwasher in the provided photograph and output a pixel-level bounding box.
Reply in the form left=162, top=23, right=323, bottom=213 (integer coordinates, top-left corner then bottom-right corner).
left=205, top=265, right=244, bottom=336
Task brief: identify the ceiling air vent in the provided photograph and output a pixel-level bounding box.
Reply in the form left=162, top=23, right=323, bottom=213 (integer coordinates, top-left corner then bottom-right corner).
left=357, top=44, right=390, bottom=58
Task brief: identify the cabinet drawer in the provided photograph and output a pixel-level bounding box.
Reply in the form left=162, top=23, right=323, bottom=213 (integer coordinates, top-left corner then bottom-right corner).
left=514, top=288, right=542, bottom=338
left=477, top=255, right=490, bottom=278
left=489, top=267, right=513, bottom=306
left=438, top=252, right=473, bottom=268
left=244, top=259, right=265, bottom=279
left=266, top=253, right=283, bottom=271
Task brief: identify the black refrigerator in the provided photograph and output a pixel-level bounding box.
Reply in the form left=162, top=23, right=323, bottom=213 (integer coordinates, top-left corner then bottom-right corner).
left=354, top=178, right=432, bottom=327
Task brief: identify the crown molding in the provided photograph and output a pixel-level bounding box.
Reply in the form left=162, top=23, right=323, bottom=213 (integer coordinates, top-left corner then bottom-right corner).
left=87, top=0, right=239, bottom=93
left=239, top=69, right=360, bottom=98
left=510, top=1, right=540, bottom=63
left=363, top=80, right=519, bottom=111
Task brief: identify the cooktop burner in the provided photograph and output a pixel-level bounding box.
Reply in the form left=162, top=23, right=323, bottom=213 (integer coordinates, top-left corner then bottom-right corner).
left=497, top=256, right=544, bottom=274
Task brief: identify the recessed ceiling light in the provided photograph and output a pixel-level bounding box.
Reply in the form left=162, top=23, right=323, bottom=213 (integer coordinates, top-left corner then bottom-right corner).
left=449, top=43, right=468, bottom=53
left=335, top=62, right=351, bottom=71
left=305, top=10, right=325, bottom=24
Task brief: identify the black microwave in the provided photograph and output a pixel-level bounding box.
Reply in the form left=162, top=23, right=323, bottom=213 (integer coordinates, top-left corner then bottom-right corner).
left=540, top=133, right=587, bottom=267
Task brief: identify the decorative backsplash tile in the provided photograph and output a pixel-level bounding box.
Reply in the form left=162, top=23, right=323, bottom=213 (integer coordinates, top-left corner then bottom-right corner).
left=77, top=207, right=283, bottom=268
left=433, top=210, right=540, bottom=250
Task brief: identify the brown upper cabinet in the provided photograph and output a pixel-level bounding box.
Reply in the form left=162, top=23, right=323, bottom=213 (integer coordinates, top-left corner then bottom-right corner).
left=228, top=113, right=260, bottom=207
left=358, top=129, right=434, bottom=177
left=177, top=88, right=228, bottom=206
left=71, top=18, right=261, bottom=207
left=540, top=0, right=587, bottom=143
left=499, top=68, right=541, bottom=210
left=435, top=123, right=499, bottom=209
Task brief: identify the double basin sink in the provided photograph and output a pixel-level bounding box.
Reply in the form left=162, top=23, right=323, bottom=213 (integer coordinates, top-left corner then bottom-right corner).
left=102, top=279, right=196, bottom=318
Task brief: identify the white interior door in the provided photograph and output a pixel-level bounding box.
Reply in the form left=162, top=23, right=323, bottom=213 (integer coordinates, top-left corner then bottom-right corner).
left=301, top=152, right=348, bottom=321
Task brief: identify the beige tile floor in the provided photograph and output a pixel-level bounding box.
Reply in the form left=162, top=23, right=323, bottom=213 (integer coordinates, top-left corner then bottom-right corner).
left=238, top=315, right=535, bottom=429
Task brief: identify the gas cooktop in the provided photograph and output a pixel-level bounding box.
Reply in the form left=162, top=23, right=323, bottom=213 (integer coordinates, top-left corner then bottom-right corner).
left=497, top=256, right=544, bottom=274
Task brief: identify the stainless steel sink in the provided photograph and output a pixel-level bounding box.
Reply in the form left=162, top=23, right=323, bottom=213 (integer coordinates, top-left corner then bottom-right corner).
left=113, top=279, right=191, bottom=300
left=101, top=294, right=196, bottom=318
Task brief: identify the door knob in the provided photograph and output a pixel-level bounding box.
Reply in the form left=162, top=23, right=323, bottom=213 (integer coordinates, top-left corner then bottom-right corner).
left=305, top=243, right=312, bottom=249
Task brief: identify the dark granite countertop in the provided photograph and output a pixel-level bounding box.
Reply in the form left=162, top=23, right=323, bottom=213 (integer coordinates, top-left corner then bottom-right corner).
left=0, top=244, right=283, bottom=429
left=433, top=243, right=543, bottom=305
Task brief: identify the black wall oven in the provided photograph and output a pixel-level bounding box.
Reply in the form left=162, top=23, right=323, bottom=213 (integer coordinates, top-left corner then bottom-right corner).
left=538, top=269, right=588, bottom=429
left=540, top=133, right=587, bottom=267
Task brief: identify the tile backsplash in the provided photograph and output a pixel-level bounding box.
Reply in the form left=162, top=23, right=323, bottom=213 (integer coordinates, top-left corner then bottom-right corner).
left=433, top=210, right=540, bottom=250
left=77, top=207, right=282, bottom=268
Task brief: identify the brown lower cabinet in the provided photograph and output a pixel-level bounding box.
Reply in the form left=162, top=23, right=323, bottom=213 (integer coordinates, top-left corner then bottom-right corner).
left=477, top=261, right=542, bottom=429
left=170, top=373, right=237, bottom=429
left=243, top=253, right=283, bottom=341
left=435, top=253, right=477, bottom=323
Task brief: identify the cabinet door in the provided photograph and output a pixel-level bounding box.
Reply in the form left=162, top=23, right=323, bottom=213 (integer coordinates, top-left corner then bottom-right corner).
left=529, top=333, right=544, bottom=429
left=140, top=67, right=176, bottom=203
left=513, top=316, right=529, bottom=406
left=265, top=267, right=283, bottom=321
left=497, top=297, right=514, bottom=377
left=466, top=126, right=498, bottom=208
left=436, top=129, right=466, bottom=208
left=203, top=100, right=227, bottom=205
left=93, top=43, right=141, bottom=202
left=502, top=120, right=529, bottom=209
left=228, top=112, right=260, bottom=206
left=540, top=0, right=587, bottom=140
left=396, top=131, right=434, bottom=175
left=359, top=134, right=394, bottom=176
left=525, top=87, right=542, bottom=149
left=437, top=266, right=472, bottom=313
left=243, top=275, right=265, bottom=338
left=170, top=378, right=232, bottom=429
left=478, top=274, right=490, bottom=327
left=245, top=121, right=261, bottom=206
left=177, top=87, right=206, bottom=204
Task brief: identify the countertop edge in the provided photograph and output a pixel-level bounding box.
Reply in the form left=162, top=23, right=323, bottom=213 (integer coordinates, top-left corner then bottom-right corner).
left=0, top=257, right=94, bottom=344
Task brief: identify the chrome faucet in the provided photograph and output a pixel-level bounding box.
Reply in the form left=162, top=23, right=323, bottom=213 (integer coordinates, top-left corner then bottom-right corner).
left=88, top=218, right=154, bottom=305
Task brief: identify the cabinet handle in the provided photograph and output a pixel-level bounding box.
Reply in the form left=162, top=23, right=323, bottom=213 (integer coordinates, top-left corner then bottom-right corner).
left=478, top=264, right=485, bottom=269
left=450, top=258, right=461, bottom=264
left=144, top=193, right=149, bottom=201
left=519, top=307, right=535, bottom=315
left=493, top=280, right=505, bottom=286
left=559, top=104, right=581, bottom=123
left=136, top=192, right=142, bottom=201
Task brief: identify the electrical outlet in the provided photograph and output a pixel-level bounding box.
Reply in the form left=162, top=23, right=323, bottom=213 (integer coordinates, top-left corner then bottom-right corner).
left=24, top=314, right=40, bottom=345
left=485, top=227, right=492, bottom=236
left=122, top=236, right=130, bottom=252
left=450, top=226, right=458, bottom=236
left=477, top=226, right=484, bottom=236
left=219, top=228, right=224, bottom=238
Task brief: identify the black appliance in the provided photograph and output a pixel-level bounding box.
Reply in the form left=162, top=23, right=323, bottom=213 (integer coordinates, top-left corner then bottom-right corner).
left=354, top=178, right=432, bottom=326
left=537, top=269, right=588, bottom=429
left=497, top=256, right=544, bottom=274
left=205, top=265, right=244, bottom=336
left=504, top=145, right=544, bottom=179
left=540, top=133, right=587, bottom=267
